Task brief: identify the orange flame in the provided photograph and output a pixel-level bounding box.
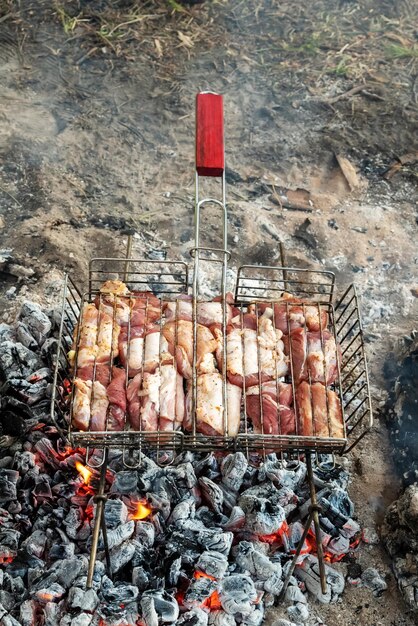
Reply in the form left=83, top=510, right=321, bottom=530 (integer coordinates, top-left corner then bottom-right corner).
left=75, top=461, right=93, bottom=485
left=131, top=500, right=152, bottom=520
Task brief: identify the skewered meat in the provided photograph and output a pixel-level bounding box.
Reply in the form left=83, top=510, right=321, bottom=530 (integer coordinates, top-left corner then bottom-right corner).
left=90, top=381, right=109, bottom=431
left=249, top=294, right=328, bottom=334
left=77, top=364, right=110, bottom=387
left=285, top=328, right=339, bottom=385
left=139, top=370, right=161, bottom=431
left=96, top=311, right=120, bottom=364
left=192, top=373, right=242, bottom=436
left=69, top=304, right=99, bottom=368
left=118, top=326, right=144, bottom=378
left=77, top=303, right=99, bottom=348
left=226, top=382, right=242, bottom=436
left=127, top=373, right=142, bottom=430
left=245, top=381, right=295, bottom=435
left=144, top=327, right=160, bottom=373
left=72, top=379, right=92, bottom=431
left=296, top=381, right=343, bottom=438
left=96, top=281, right=131, bottom=326
left=107, top=367, right=127, bottom=431
left=130, top=291, right=161, bottom=326
left=99, top=280, right=130, bottom=296
left=216, top=325, right=243, bottom=386
left=162, top=320, right=217, bottom=379
left=163, top=296, right=233, bottom=326
left=159, top=364, right=185, bottom=430
left=242, top=321, right=288, bottom=387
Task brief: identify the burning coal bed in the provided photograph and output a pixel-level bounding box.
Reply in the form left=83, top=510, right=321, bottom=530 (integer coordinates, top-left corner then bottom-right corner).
left=0, top=299, right=382, bottom=626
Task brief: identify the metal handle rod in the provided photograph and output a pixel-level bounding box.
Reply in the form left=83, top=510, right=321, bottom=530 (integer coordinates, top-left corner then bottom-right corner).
left=306, top=452, right=327, bottom=594
left=279, top=452, right=327, bottom=600
left=279, top=507, right=315, bottom=600
left=87, top=448, right=110, bottom=588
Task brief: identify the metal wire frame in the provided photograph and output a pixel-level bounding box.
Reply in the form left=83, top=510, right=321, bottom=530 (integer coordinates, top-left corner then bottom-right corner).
left=233, top=268, right=372, bottom=455
left=51, top=265, right=371, bottom=458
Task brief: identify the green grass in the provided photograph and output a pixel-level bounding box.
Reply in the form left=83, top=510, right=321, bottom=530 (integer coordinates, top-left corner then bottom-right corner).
left=55, top=5, right=84, bottom=34
left=386, top=44, right=418, bottom=59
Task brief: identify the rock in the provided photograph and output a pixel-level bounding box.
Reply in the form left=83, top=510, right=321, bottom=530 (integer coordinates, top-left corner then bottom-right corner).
left=0, top=342, right=42, bottom=380
left=361, top=568, right=387, bottom=596
left=287, top=602, right=310, bottom=621
left=68, top=587, right=99, bottom=611
left=362, top=527, right=380, bottom=545
left=33, top=582, right=66, bottom=603
left=18, top=301, right=52, bottom=346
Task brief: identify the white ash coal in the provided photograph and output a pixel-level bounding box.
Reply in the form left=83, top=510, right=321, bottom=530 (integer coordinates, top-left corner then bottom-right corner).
left=382, top=332, right=418, bottom=615
left=0, top=300, right=378, bottom=626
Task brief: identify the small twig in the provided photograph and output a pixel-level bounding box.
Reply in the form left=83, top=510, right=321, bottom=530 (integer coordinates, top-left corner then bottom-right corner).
left=76, top=46, right=98, bottom=65
left=0, top=185, right=22, bottom=207
left=323, top=84, right=366, bottom=104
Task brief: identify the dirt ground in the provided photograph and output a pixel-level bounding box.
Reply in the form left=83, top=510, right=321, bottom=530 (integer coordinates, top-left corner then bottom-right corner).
left=0, top=0, right=417, bottom=624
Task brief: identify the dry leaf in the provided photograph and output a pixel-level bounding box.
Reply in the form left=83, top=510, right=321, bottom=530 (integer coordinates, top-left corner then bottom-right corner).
left=177, top=31, right=194, bottom=48
left=154, top=38, right=163, bottom=58
left=335, top=154, right=362, bottom=191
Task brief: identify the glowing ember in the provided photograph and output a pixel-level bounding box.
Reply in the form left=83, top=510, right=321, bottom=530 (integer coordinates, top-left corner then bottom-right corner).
left=130, top=500, right=152, bottom=520
left=75, top=461, right=93, bottom=485
left=203, top=589, right=222, bottom=611
left=37, top=592, right=55, bottom=602
left=194, top=570, right=216, bottom=581
left=259, top=520, right=289, bottom=544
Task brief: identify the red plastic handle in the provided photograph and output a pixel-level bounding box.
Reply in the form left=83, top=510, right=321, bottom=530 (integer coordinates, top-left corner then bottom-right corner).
left=195, top=92, right=224, bottom=177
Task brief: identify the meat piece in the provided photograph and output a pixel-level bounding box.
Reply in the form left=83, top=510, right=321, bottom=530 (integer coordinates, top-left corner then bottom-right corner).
left=192, top=374, right=241, bottom=437
left=99, top=280, right=130, bottom=296
left=139, top=370, right=161, bottom=431
left=159, top=364, right=185, bottom=431
left=72, top=379, right=92, bottom=431
left=197, top=301, right=232, bottom=327
left=118, top=326, right=144, bottom=377
left=127, top=373, right=142, bottom=430
left=175, top=373, right=186, bottom=430
left=69, top=304, right=99, bottom=368
left=163, top=296, right=192, bottom=322
left=226, top=383, right=242, bottom=436
left=144, top=327, right=160, bottom=373
left=75, top=346, right=99, bottom=369
left=219, top=325, right=244, bottom=387
left=285, top=329, right=339, bottom=385
left=195, top=372, right=224, bottom=436
left=249, top=295, right=328, bottom=334
left=77, top=364, right=110, bottom=387
left=77, top=303, right=99, bottom=348
left=107, top=367, right=127, bottom=431
left=96, top=312, right=120, bottom=364
left=163, top=296, right=233, bottom=327
left=131, top=292, right=161, bottom=325
left=245, top=381, right=295, bottom=435
left=96, top=281, right=131, bottom=326
left=295, top=381, right=344, bottom=438
left=162, top=320, right=217, bottom=379
left=90, top=381, right=110, bottom=431
left=242, top=316, right=288, bottom=387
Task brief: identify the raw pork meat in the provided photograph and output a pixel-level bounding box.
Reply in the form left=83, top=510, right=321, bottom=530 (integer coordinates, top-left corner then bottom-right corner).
left=245, top=381, right=295, bottom=435
left=285, top=328, right=339, bottom=385
left=295, top=381, right=344, bottom=438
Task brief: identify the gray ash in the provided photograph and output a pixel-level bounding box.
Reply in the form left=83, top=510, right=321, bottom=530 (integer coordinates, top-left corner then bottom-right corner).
left=0, top=299, right=368, bottom=625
